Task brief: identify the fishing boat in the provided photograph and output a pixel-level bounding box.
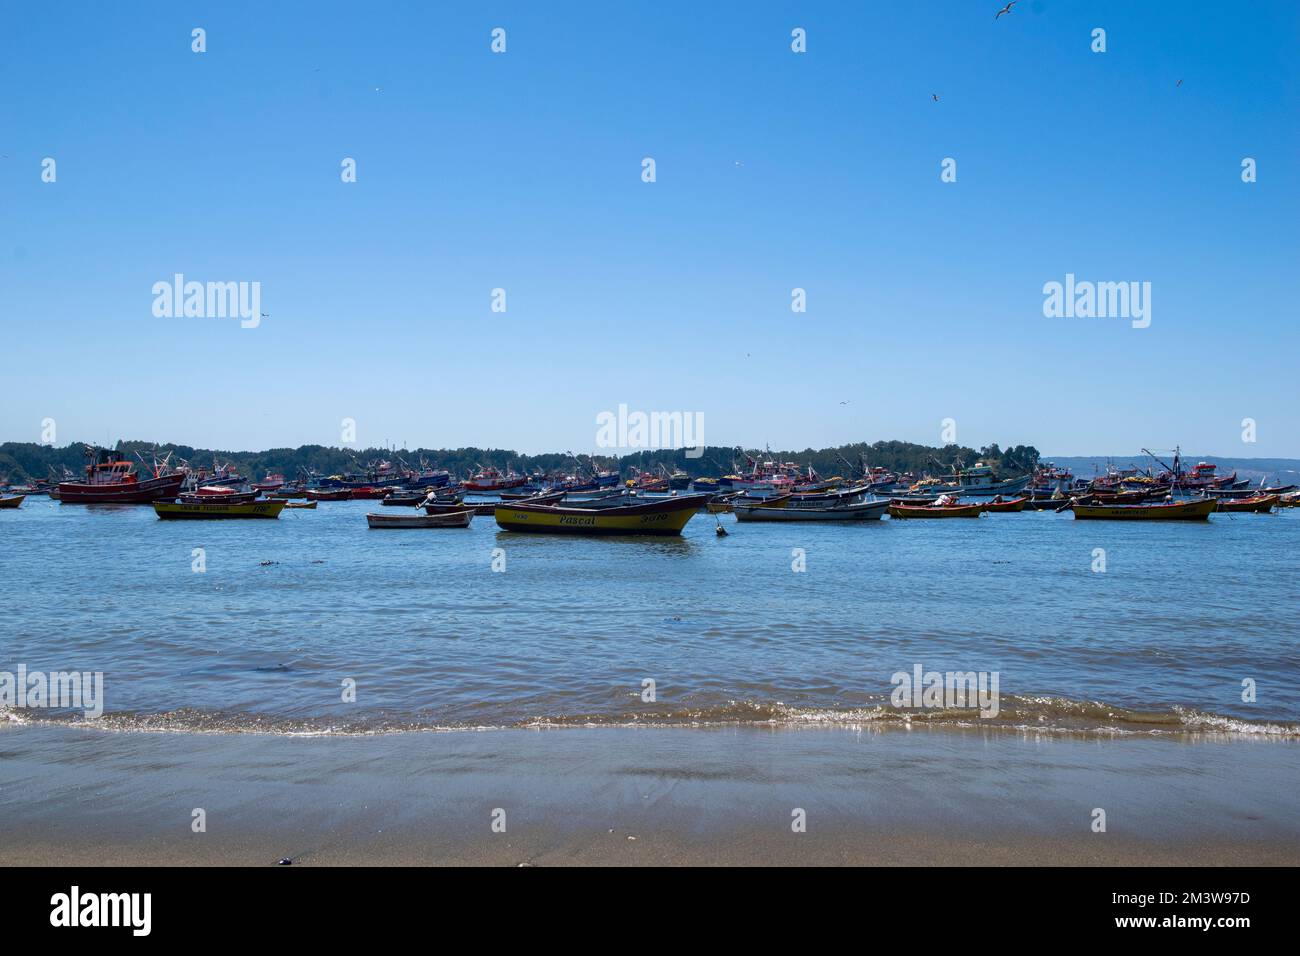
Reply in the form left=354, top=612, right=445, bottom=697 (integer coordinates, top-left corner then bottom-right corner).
left=184, top=460, right=246, bottom=489
left=153, top=499, right=287, bottom=520
left=284, top=500, right=317, bottom=509
left=349, top=486, right=390, bottom=500
left=1207, top=484, right=1297, bottom=499
left=304, top=488, right=352, bottom=501
left=251, top=472, right=286, bottom=492
left=980, top=495, right=1029, bottom=513
left=888, top=501, right=985, bottom=519
left=1023, top=495, right=1070, bottom=510
left=1277, top=491, right=1300, bottom=508
left=1139, top=448, right=1237, bottom=492
left=495, top=493, right=708, bottom=535
left=58, top=446, right=186, bottom=504
left=1069, top=497, right=1216, bottom=521
left=734, top=498, right=888, bottom=522
left=178, top=486, right=259, bottom=505
left=1215, top=494, right=1279, bottom=514
left=908, top=462, right=1031, bottom=498
left=0, top=494, right=24, bottom=509
left=381, top=491, right=429, bottom=506
left=463, top=465, right=528, bottom=492
left=268, top=486, right=309, bottom=499
left=366, top=510, right=473, bottom=529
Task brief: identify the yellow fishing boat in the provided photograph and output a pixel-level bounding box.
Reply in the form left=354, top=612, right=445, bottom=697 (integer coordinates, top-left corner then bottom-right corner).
left=496, top=493, right=708, bottom=535
left=0, top=494, right=25, bottom=509
left=153, top=499, right=287, bottom=520
left=1070, top=497, right=1216, bottom=521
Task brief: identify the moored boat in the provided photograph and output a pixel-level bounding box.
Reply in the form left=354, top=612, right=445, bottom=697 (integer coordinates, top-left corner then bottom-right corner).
left=463, top=465, right=527, bottom=492
left=980, top=495, right=1029, bottom=513
left=304, top=488, right=352, bottom=501
left=283, top=500, right=318, bottom=509
left=0, top=494, right=25, bottom=509
left=1215, top=494, right=1279, bottom=514
left=1070, top=497, right=1216, bottom=521
left=735, top=499, right=888, bottom=522
left=495, top=493, right=708, bottom=535
left=58, top=446, right=186, bottom=504
left=178, top=486, right=259, bottom=505
left=888, top=502, right=985, bottom=519
left=153, top=499, right=287, bottom=520
left=366, top=510, right=473, bottom=529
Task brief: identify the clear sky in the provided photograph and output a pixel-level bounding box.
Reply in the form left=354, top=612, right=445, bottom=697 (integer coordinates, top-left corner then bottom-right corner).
left=2, top=1, right=1296, bottom=457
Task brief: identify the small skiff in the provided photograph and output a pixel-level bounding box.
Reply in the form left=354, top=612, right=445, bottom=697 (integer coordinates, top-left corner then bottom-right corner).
left=734, top=499, right=889, bottom=522
left=366, top=510, right=473, bottom=529
left=980, top=496, right=1029, bottom=513
left=888, top=502, right=985, bottom=519
left=1215, top=494, right=1279, bottom=514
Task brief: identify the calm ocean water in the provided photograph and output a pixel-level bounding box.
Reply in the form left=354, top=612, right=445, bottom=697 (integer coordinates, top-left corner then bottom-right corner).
left=2, top=497, right=1297, bottom=736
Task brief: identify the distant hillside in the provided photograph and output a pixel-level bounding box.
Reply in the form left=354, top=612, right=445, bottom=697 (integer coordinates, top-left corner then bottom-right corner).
left=1045, top=456, right=1300, bottom=483
left=0, top=439, right=1042, bottom=484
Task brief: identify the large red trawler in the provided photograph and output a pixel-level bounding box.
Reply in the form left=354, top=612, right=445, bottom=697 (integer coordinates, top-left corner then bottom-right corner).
left=57, top=446, right=186, bottom=504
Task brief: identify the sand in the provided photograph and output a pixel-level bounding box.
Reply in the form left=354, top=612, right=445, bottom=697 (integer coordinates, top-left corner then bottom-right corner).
left=2, top=723, right=1297, bottom=866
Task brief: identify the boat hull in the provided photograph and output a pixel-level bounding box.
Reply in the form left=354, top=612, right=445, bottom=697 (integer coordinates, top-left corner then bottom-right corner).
left=304, top=489, right=352, bottom=501
left=1071, top=498, right=1217, bottom=520
left=735, top=500, right=888, bottom=522
left=495, top=494, right=708, bottom=535
left=1215, top=495, right=1279, bottom=513
left=59, top=472, right=186, bottom=504
left=153, top=499, right=287, bottom=520
left=0, top=495, right=25, bottom=509
left=980, top=496, right=1029, bottom=513
left=888, top=503, right=985, bottom=518
left=367, top=510, right=473, bottom=528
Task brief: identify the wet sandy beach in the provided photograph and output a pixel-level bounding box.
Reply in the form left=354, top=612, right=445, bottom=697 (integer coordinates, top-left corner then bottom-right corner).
left=2, top=724, right=1296, bottom=866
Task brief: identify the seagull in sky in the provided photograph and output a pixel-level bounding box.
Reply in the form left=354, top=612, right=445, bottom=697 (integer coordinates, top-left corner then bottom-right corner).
left=1176, top=79, right=1183, bottom=87
left=995, top=2, right=1015, bottom=19
left=932, top=94, right=940, bottom=102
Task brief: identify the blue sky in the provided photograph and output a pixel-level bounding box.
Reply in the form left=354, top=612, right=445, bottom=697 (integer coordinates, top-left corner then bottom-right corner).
left=2, top=1, right=1296, bottom=457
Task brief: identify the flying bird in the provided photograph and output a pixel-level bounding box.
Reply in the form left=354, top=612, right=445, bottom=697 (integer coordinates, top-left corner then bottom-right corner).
left=1176, top=79, right=1183, bottom=87
left=932, top=93, right=940, bottom=102
left=995, top=2, right=1015, bottom=18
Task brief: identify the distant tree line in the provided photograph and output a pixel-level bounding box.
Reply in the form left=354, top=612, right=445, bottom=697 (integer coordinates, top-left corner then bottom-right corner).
left=0, top=439, right=1041, bottom=483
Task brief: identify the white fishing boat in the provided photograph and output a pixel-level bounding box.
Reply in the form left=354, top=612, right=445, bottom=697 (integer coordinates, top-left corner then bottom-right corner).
left=908, top=462, right=1030, bottom=498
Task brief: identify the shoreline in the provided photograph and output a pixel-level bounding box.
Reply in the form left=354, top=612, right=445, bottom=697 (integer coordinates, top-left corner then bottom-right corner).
left=3, top=723, right=1297, bottom=866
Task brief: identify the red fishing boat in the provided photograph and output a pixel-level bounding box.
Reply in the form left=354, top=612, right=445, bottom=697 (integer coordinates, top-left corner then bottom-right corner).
left=252, top=472, right=286, bottom=492
left=57, top=446, right=185, bottom=504
left=304, top=488, right=352, bottom=501
left=463, top=465, right=527, bottom=492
